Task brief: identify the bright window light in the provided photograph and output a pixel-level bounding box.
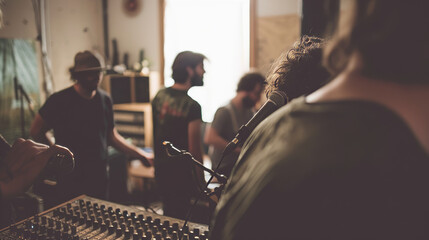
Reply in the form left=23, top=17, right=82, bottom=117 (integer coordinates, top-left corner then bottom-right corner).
left=164, top=0, right=250, bottom=122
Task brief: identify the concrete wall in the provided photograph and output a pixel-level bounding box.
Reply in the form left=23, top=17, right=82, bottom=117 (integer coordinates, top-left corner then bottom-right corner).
left=0, top=0, right=104, bottom=93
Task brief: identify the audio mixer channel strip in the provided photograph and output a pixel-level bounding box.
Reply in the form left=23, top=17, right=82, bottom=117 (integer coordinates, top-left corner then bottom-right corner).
left=0, top=195, right=209, bottom=240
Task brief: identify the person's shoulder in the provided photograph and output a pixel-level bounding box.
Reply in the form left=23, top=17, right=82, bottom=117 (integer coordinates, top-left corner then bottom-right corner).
left=46, top=86, right=74, bottom=101
left=153, top=87, right=169, bottom=98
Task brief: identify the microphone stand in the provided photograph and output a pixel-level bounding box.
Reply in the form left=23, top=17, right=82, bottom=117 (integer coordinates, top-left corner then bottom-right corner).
left=163, top=141, right=227, bottom=184
left=15, top=77, right=35, bottom=138
left=162, top=141, right=228, bottom=239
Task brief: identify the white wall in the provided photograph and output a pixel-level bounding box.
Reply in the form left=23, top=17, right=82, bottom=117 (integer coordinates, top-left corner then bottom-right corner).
left=107, top=0, right=160, bottom=72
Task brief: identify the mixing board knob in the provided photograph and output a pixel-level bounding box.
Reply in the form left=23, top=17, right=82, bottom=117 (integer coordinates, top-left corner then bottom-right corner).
left=161, top=228, right=168, bottom=238
left=46, top=227, right=53, bottom=236
left=137, top=214, right=144, bottom=221
left=124, top=229, right=131, bottom=239
left=116, top=227, right=123, bottom=237
left=181, top=233, right=189, bottom=240
left=154, top=232, right=162, bottom=240
left=112, top=221, right=118, bottom=229
left=127, top=218, right=133, bottom=226
left=154, top=218, right=161, bottom=226
left=93, top=220, right=100, bottom=229
left=41, top=216, right=47, bottom=225
left=129, top=225, right=135, bottom=234
left=48, top=218, right=54, bottom=227
left=71, top=225, right=77, bottom=235
left=171, top=231, right=178, bottom=240
left=101, top=222, right=107, bottom=232
left=55, top=221, right=61, bottom=230
left=33, top=223, right=40, bottom=231
left=145, top=230, right=152, bottom=239
left=108, top=225, right=115, bottom=235
left=132, top=232, right=141, bottom=240
left=72, top=214, right=78, bottom=223
left=163, top=220, right=170, bottom=228
left=78, top=216, right=85, bottom=225
left=105, top=219, right=111, bottom=226
left=120, top=223, right=127, bottom=231
left=54, top=229, right=61, bottom=238
left=130, top=212, right=136, bottom=218
left=86, top=218, right=92, bottom=227
left=143, top=223, right=149, bottom=231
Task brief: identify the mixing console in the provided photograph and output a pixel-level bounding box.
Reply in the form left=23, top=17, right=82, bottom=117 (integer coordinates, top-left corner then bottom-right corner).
left=0, top=195, right=209, bottom=240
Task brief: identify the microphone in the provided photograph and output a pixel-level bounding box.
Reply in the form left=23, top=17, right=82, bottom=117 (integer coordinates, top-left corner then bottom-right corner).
left=223, top=90, right=287, bottom=156
left=14, top=77, right=19, bottom=101
left=163, top=140, right=186, bottom=157
left=163, top=141, right=228, bottom=184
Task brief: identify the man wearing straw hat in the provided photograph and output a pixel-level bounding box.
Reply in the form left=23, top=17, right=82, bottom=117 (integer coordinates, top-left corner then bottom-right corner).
left=30, top=50, right=153, bottom=206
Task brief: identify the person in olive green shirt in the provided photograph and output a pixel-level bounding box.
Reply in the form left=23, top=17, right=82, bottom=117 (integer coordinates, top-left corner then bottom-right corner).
left=210, top=1, right=429, bottom=239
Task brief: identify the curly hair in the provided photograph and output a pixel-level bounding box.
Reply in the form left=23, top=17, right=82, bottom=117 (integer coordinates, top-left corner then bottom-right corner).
left=265, top=36, right=331, bottom=101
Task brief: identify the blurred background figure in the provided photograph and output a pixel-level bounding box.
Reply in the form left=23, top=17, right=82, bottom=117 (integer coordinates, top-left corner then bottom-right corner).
left=204, top=72, right=265, bottom=178
left=152, top=51, right=207, bottom=220
left=30, top=50, right=152, bottom=207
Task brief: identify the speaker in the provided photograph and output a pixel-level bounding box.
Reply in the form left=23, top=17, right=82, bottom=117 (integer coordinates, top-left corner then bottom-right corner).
left=134, top=76, right=150, bottom=103
left=102, top=75, right=150, bottom=104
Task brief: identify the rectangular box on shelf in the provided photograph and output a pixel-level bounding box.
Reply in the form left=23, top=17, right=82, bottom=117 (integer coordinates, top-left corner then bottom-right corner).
left=113, top=103, right=153, bottom=148
left=101, top=74, right=150, bottom=104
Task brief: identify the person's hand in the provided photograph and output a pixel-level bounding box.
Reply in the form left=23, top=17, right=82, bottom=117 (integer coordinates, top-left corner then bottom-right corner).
left=138, top=150, right=154, bottom=167
left=0, top=138, right=73, bottom=198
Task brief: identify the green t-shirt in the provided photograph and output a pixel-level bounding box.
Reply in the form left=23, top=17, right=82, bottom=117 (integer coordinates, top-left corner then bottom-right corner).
left=151, top=87, right=202, bottom=196
left=210, top=97, right=429, bottom=240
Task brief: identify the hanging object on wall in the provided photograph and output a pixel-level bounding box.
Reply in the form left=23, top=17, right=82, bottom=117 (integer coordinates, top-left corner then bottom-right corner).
left=123, top=0, right=142, bottom=17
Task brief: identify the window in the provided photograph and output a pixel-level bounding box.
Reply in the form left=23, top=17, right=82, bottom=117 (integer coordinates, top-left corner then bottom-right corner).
left=164, top=0, right=250, bottom=122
